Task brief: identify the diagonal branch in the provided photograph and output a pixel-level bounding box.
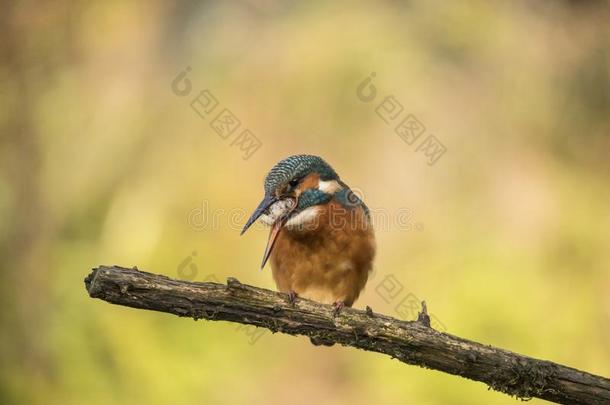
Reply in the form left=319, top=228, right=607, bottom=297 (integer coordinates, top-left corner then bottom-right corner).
left=84, top=265, right=609, bottom=405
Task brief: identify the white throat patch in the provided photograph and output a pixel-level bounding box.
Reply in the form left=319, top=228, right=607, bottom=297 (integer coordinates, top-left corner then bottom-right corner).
left=284, top=206, right=320, bottom=229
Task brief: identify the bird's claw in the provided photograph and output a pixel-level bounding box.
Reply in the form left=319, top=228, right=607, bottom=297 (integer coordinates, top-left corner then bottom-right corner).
left=332, top=301, right=345, bottom=317
left=287, top=290, right=298, bottom=306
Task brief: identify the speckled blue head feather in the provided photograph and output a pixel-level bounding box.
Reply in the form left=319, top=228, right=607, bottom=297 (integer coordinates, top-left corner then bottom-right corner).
left=264, top=155, right=338, bottom=195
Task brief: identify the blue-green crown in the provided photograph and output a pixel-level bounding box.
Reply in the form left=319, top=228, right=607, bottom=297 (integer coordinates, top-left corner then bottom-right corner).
left=264, top=155, right=338, bottom=194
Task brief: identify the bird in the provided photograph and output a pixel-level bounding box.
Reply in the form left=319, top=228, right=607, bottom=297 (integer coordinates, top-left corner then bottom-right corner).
left=240, top=154, right=375, bottom=314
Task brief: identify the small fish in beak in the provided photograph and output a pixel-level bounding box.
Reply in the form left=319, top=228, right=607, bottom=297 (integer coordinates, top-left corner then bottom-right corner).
left=241, top=195, right=297, bottom=269
left=240, top=194, right=277, bottom=236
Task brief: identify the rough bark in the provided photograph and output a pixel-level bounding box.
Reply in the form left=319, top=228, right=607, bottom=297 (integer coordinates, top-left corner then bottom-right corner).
left=84, top=265, right=610, bottom=404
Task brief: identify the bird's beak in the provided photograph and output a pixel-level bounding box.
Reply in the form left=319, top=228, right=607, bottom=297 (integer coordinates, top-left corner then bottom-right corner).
left=241, top=193, right=297, bottom=270
left=260, top=218, right=284, bottom=270
left=241, top=194, right=277, bottom=235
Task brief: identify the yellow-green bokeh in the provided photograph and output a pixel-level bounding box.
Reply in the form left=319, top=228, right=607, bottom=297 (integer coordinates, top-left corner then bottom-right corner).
left=1, top=1, right=609, bottom=404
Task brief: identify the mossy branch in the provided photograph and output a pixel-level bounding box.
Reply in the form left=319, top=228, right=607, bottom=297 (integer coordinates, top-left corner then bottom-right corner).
left=84, top=265, right=609, bottom=404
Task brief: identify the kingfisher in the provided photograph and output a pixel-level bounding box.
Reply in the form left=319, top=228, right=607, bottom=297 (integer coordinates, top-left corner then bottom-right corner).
left=240, top=154, right=375, bottom=313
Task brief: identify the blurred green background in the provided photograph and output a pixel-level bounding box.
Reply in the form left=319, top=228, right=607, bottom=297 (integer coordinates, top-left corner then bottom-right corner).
left=1, top=1, right=609, bottom=404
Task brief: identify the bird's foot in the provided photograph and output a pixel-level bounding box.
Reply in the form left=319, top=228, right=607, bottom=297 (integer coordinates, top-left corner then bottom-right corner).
left=332, top=301, right=345, bottom=317
left=287, top=290, right=298, bottom=306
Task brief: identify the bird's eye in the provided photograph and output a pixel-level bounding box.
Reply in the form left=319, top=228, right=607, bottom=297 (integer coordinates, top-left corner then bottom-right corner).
left=289, top=178, right=299, bottom=188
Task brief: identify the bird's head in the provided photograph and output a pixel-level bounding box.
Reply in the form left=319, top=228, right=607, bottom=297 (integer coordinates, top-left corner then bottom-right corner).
left=241, top=154, right=342, bottom=268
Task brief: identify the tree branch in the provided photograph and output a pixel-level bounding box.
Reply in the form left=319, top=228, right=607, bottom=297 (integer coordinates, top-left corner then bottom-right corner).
left=84, top=265, right=609, bottom=404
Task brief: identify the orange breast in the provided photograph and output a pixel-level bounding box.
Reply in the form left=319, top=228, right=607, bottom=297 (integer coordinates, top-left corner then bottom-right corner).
left=269, top=200, right=375, bottom=306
